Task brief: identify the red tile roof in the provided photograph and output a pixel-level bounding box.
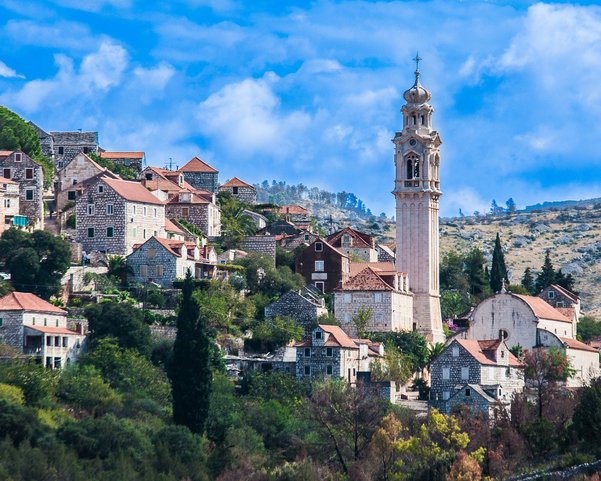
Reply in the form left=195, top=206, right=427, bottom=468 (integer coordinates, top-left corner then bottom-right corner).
left=456, top=339, right=522, bottom=367
left=514, top=294, right=572, bottom=323
left=25, top=325, right=80, bottom=335
left=327, top=227, right=374, bottom=249
left=0, top=292, right=66, bottom=314
left=0, top=176, right=16, bottom=184
left=102, top=177, right=164, bottom=205
left=221, top=177, right=255, bottom=189
left=350, top=261, right=396, bottom=277
left=279, top=205, right=309, bottom=215
left=178, top=157, right=218, bottom=173
left=0, top=151, right=14, bottom=157
left=100, top=151, right=145, bottom=159
left=560, top=337, right=598, bottom=353
left=556, top=307, right=576, bottom=320
left=165, top=218, right=184, bottom=234
left=339, top=267, right=394, bottom=291
left=549, top=284, right=579, bottom=302
left=320, top=324, right=358, bottom=348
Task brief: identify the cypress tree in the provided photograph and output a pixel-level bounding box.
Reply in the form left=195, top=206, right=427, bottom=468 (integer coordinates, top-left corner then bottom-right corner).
left=535, top=250, right=556, bottom=293
left=171, top=270, right=212, bottom=434
left=490, top=233, right=508, bottom=292
left=521, top=267, right=536, bottom=294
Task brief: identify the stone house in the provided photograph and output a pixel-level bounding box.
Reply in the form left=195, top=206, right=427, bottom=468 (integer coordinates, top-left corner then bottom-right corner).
left=243, top=210, right=267, bottom=230
left=327, top=227, right=378, bottom=262
left=258, top=219, right=300, bottom=236
left=376, top=244, right=396, bottom=263
left=538, top=284, right=581, bottom=323
left=219, top=177, right=257, bottom=204
left=165, top=191, right=221, bottom=238
left=430, top=339, right=524, bottom=415
left=177, top=157, right=219, bottom=192
left=0, top=292, right=86, bottom=368
left=537, top=329, right=599, bottom=388
left=99, top=151, right=145, bottom=174
left=217, top=249, right=248, bottom=264
left=55, top=152, right=117, bottom=212
left=333, top=266, right=413, bottom=335
left=48, top=130, right=99, bottom=168
left=0, top=176, right=19, bottom=233
left=0, top=151, right=44, bottom=230
left=277, top=205, right=310, bottom=224
left=127, top=236, right=197, bottom=287
left=76, top=176, right=165, bottom=255
left=296, top=238, right=350, bottom=293
left=240, top=235, right=277, bottom=264
left=463, top=290, right=577, bottom=349
left=279, top=230, right=319, bottom=252
left=264, top=290, right=328, bottom=333
left=294, top=324, right=383, bottom=384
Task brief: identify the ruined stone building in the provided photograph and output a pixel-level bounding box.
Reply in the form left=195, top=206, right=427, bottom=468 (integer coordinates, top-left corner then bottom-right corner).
left=99, top=151, right=145, bottom=174
left=29, top=123, right=99, bottom=168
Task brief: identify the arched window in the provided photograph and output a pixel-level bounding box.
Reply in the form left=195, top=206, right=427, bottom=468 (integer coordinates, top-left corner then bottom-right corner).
left=406, top=154, right=419, bottom=179
left=411, top=114, right=416, bottom=125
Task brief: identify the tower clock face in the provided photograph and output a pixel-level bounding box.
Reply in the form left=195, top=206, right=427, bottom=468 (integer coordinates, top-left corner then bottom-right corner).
left=409, top=139, right=417, bottom=146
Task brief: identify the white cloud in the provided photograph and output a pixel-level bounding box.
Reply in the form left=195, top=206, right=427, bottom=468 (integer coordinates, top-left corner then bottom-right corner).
left=134, top=62, right=175, bottom=91
left=3, top=19, right=101, bottom=51
left=0, top=60, right=23, bottom=79
left=196, top=74, right=310, bottom=157
left=300, top=59, right=343, bottom=74
left=442, top=187, right=490, bottom=218
left=1, top=41, right=128, bottom=113
left=51, top=0, right=132, bottom=12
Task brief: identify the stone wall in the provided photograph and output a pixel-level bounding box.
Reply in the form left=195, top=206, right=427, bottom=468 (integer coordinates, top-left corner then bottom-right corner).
left=104, top=156, right=144, bottom=174
left=241, top=235, right=277, bottom=264
left=182, top=172, right=218, bottom=193
left=220, top=185, right=256, bottom=204
left=265, top=291, right=328, bottom=333
left=0, top=152, right=44, bottom=229
left=166, top=202, right=221, bottom=237
left=150, top=325, right=177, bottom=340
left=50, top=131, right=98, bottom=168
left=56, top=153, right=104, bottom=211
left=0, top=181, right=19, bottom=233
left=0, top=311, right=25, bottom=351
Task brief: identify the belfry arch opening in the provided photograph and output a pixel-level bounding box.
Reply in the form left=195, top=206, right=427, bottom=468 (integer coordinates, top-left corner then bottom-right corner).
left=406, top=153, right=420, bottom=180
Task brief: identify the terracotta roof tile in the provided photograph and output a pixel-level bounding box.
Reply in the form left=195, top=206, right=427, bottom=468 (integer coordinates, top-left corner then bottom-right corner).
left=560, top=337, right=598, bottom=352
left=320, top=324, right=358, bottom=348
left=102, top=177, right=164, bottom=205
left=549, top=284, right=579, bottom=302
left=25, top=325, right=80, bottom=335
left=0, top=176, right=16, bottom=184
left=556, top=307, right=576, bottom=320
left=100, top=151, right=145, bottom=159
left=221, top=177, right=255, bottom=189
left=514, top=294, right=572, bottom=323
left=0, top=151, right=14, bottom=157
left=278, top=205, right=309, bottom=215
left=350, top=261, right=396, bottom=277
left=339, top=267, right=394, bottom=291
left=0, top=292, right=66, bottom=314
left=327, top=227, right=374, bottom=249
left=455, top=339, right=522, bottom=367
left=165, top=218, right=184, bottom=234
left=178, top=157, right=218, bottom=173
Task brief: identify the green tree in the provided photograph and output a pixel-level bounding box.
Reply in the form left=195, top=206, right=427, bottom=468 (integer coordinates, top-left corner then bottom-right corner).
left=0, top=106, right=53, bottom=188
left=171, top=271, right=212, bottom=434
left=369, top=331, right=430, bottom=373
left=505, top=198, right=517, bottom=213
left=535, top=250, right=556, bottom=293
left=246, top=315, right=303, bottom=352
left=0, top=229, right=71, bottom=299
left=490, top=233, right=508, bottom=293
left=464, top=248, right=489, bottom=298
left=370, top=343, right=414, bottom=387
left=440, top=251, right=470, bottom=292
left=440, top=290, right=471, bottom=320
left=572, top=377, right=601, bottom=445
left=353, top=307, right=373, bottom=337
left=217, top=191, right=257, bottom=249
left=100, top=255, right=132, bottom=287
left=521, top=267, right=536, bottom=294
left=577, top=316, right=601, bottom=342
left=0, top=360, right=58, bottom=407
left=85, top=301, right=152, bottom=356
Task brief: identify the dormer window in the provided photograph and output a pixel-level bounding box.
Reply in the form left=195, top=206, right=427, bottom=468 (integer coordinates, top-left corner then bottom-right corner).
left=315, top=331, right=322, bottom=340
left=315, top=242, right=323, bottom=252
left=98, top=185, right=104, bottom=193
left=14, top=153, right=21, bottom=162
left=548, top=291, right=555, bottom=299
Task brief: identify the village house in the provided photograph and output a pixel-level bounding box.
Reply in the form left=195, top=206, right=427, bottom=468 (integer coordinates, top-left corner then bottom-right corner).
left=296, top=238, right=350, bottom=293
left=219, top=177, right=257, bottom=204
left=240, top=235, right=277, bottom=264
left=177, top=157, right=219, bottom=193
left=217, top=249, right=248, bottom=264
left=327, top=227, right=379, bottom=262
left=277, top=205, right=311, bottom=226
left=0, top=292, right=86, bottom=368
left=258, top=219, right=301, bottom=237
left=538, top=284, right=581, bottom=323
left=376, top=243, right=396, bottom=263
left=76, top=176, right=165, bottom=255
left=430, top=339, right=524, bottom=416
left=165, top=190, right=221, bottom=238
left=243, top=210, right=267, bottom=230
left=55, top=152, right=118, bottom=212
left=294, top=324, right=384, bottom=384
left=0, top=176, right=19, bottom=233
left=333, top=266, right=413, bottom=335
left=32, top=127, right=99, bottom=168
left=264, top=290, right=328, bottom=333
left=0, top=151, right=44, bottom=230
left=99, top=151, right=145, bottom=174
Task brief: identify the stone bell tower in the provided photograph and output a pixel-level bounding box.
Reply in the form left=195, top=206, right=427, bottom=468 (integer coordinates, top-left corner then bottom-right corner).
left=393, top=55, right=445, bottom=343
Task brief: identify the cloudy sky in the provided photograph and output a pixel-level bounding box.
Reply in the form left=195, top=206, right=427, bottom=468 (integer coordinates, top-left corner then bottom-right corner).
left=1, top=0, right=600, bottom=217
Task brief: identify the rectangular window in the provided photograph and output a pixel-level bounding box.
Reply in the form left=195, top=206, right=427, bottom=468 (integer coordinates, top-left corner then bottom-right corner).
left=326, top=347, right=333, bottom=357
left=315, top=260, right=324, bottom=272
left=140, top=265, right=148, bottom=277
left=83, top=147, right=90, bottom=153
left=156, top=265, right=163, bottom=277
left=442, top=391, right=450, bottom=401
left=25, top=189, right=34, bottom=201
left=67, top=191, right=76, bottom=200
left=461, top=367, right=469, bottom=380
left=442, top=367, right=450, bottom=380
left=145, top=173, right=152, bottom=180
left=2, top=168, right=9, bottom=179
left=0, top=318, right=3, bottom=327
left=182, top=207, right=189, bottom=218
left=73, top=179, right=78, bottom=185
left=344, top=293, right=352, bottom=303
left=232, top=186, right=239, bottom=195
left=54, top=336, right=60, bottom=347
left=62, top=337, right=68, bottom=347
left=315, top=242, right=323, bottom=252
left=374, top=292, right=383, bottom=303
left=304, top=365, right=311, bottom=376
left=143, top=206, right=147, bottom=217
left=132, top=205, right=136, bottom=215
left=153, top=208, right=157, bottom=218
left=143, top=229, right=147, bottom=239
left=106, top=227, right=114, bottom=237
left=548, top=291, right=555, bottom=299
left=304, top=348, right=311, bottom=357
left=25, top=168, right=33, bottom=179
left=14, top=153, right=21, bottom=162
left=314, top=281, right=325, bottom=293
left=304, top=234, right=310, bottom=241
left=87, top=204, right=95, bottom=215
left=465, top=388, right=471, bottom=397
left=452, top=346, right=459, bottom=357
left=326, top=365, right=333, bottom=375
left=315, top=331, right=322, bottom=339
left=58, top=146, right=64, bottom=155
left=46, top=337, right=51, bottom=346
left=87, top=228, right=94, bottom=238
left=106, top=204, right=114, bottom=215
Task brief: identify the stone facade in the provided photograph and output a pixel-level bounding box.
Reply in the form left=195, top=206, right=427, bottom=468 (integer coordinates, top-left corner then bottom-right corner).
left=279, top=231, right=319, bottom=251
left=296, top=238, right=350, bottom=293
left=177, top=157, right=219, bottom=192
left=99, top=152, right=145, bottom=174
left=0, top=177, right=19, bottom=233
left=538, top=284, right=581, bottom=323
left=0, top=151, right=44, bottom=230
left=28, top=122, right=55, bottom=162
left=219, top=177, right=257, bottom=204
left=166, top=191, right=221, bottom=238
left=430, top=339, right=524, bottom=415
left=240, top=235, right=277, bottom=264
left=393, top=68, right=444, bottom=343
left=49, top=131, right=99, bottom=168
left=327, top=227, right=378, bottom=262
left=55, top=153, right=108, bottom=211
left=264, top=290, right=328, bottom=333
left=76, top=177, right=165, bottom=255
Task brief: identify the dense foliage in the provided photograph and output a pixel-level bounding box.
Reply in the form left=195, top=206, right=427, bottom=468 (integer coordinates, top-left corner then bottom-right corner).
left=88, top=152, right=137, bottom=179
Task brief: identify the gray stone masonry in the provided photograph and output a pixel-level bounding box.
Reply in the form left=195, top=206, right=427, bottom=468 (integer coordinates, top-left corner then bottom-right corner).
left=166, top=201, right=221, bottom=238
left=241, top=235, right=277, bottom=264
left=0, top=151, right=44, bottom=229
left=265, top=290, right=328, bottom=333
left=50, top=131, right=99, bottom=168
left=219, top=184, right=256, bottom=204
left=182, top=171, right=218, bottom=193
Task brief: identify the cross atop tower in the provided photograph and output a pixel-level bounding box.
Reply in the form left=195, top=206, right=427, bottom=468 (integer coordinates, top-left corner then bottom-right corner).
left=413, top=52, right=422, bottom=72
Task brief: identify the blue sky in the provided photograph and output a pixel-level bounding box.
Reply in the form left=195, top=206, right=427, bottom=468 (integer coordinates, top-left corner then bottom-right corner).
left=1, top=0, right=601, bottom=217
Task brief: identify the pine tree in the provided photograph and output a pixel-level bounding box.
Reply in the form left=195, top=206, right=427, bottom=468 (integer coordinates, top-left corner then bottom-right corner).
left=171, top=271, right=212, bottom=434
left=490, top=233, right=508, bottom=293
left=464, top=248, right=489, bottom=297
left=521, top=267, right=536, bottom=294
left=535, top=250, right=556, bottom=293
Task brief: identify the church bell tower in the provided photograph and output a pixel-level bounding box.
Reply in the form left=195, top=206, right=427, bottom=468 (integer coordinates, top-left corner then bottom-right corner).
left=393, top=55, right=445, bottom=343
